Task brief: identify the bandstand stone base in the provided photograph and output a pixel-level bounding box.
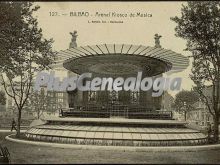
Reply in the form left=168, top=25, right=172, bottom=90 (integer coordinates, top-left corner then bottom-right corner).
left=24, top=117, right=208, bottom=147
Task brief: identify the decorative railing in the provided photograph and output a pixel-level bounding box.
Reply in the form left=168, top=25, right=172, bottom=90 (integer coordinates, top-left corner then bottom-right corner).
left=59, top=105, right=173, bottom=120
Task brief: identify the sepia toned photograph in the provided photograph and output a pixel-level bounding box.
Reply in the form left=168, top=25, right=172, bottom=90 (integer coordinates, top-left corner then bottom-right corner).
left=0, top=1, right=220, bottom=164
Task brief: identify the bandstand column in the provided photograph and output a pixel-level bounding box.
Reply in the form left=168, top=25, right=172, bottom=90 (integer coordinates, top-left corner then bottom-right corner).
left=152, top=73, right=163, bottom=110
left=139, top=70, right=153, bottom=109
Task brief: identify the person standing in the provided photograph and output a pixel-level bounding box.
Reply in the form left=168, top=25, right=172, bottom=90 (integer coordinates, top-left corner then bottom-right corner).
left=11, top=118, right=17, bottom=132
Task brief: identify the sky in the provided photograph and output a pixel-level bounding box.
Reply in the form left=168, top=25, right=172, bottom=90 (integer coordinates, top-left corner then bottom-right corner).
left=34, top=2, right=194, bottom=97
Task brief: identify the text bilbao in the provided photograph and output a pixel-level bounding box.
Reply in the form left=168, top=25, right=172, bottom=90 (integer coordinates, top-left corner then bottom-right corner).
left=34, top=72, right=182, bottom=97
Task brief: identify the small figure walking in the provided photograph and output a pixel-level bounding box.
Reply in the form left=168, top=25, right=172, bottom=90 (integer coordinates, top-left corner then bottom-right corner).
left=11, top=118, right=17, bottom=132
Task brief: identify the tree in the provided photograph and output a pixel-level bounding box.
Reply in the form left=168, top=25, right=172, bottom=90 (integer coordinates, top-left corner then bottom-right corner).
left=173, top=90, right=199, bottom=121
left=171, top=1, right=220, bottom=142
left=0, top=2, right=55, bottom=137
left=162, top=91, right=174, bottom=111
left=0, top=91, right=6, bottom=105
left=29, top=88, right=51, bottom=119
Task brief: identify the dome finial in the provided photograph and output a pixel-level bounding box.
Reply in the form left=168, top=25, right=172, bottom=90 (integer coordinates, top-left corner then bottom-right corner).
left=69, top=31, right=78, bottom=48
left=154, top=34, right=162, bottom=48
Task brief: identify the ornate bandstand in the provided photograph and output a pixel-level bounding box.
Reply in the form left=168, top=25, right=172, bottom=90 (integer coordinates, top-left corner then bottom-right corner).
left=25, top=32, right=208, bottom=146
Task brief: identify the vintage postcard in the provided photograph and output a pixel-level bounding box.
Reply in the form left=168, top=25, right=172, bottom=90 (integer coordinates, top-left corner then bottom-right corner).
left=0, top=1, right=219, bottom=164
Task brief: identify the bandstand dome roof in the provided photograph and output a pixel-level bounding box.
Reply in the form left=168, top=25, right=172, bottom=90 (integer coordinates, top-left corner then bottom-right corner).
left=54, top=44, right=189, bottom=77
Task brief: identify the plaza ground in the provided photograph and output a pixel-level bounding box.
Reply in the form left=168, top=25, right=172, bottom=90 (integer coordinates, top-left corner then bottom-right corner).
left=1, top=132, right=220, bottom=164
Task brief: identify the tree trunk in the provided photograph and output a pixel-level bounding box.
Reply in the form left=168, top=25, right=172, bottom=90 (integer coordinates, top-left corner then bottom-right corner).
left=16, top=108, right=22, bottom=138
left=213, top=115, right=219, bottom=143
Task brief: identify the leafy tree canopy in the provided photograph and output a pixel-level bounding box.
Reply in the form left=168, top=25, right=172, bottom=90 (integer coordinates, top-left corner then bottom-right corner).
left=174, top=90, right=199, bottom=111
left=171, top=2, right=220, bottom=86
left=0, top=2, right=55, bottom=78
